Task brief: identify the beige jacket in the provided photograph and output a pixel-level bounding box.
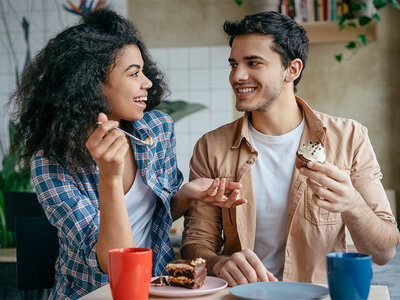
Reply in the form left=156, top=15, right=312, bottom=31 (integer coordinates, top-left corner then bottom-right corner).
left=181, top=97, right=396, bottom=283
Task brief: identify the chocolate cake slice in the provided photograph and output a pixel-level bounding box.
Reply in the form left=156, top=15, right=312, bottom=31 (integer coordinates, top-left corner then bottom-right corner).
left=166, top=258, right=207, bottom=289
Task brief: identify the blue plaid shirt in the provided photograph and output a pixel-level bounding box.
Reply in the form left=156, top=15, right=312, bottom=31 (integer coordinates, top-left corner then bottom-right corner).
left=31, top=110, right=183, bottom=300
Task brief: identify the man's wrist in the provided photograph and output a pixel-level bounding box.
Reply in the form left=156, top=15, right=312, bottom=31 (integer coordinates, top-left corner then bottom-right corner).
left=342, top=190, right=369, bottom=221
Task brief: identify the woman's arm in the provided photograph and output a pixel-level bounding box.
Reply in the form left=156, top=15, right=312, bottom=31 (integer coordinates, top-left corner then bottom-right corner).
left=86, top=114, right=134, bottom=273
left=171, top=178, right=247, bottom=221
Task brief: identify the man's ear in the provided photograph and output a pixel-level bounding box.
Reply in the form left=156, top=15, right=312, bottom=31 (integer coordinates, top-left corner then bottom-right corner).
left=284, top=58, right=303, bottom=83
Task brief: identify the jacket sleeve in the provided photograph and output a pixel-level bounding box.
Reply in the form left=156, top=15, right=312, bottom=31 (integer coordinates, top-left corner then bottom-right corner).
left=180, top=136, right=225, bottom=269
left=351, top=124, right=397, bottom=225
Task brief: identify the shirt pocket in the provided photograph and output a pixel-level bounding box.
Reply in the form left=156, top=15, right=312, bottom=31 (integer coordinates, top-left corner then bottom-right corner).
left=304, top=185, right=341, bottom=226
left=303, top=166, right=350, bottom=226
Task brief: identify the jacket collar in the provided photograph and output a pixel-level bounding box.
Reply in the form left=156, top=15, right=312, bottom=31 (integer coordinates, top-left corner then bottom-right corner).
left=231, top=96, right=327, bottom=148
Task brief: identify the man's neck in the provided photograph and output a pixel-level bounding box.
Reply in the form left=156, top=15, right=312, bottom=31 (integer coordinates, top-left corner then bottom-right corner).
left=250, top=94, right=303, bottom=136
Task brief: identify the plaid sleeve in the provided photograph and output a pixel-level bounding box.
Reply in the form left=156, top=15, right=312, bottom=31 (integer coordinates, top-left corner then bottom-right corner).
left=163, top=114, right=183, bottom=194
left=31, top=151, right=102, bottom=274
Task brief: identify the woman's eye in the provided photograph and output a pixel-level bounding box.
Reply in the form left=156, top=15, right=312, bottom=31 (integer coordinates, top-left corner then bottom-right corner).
left=131, top=72, right=139, bottom=77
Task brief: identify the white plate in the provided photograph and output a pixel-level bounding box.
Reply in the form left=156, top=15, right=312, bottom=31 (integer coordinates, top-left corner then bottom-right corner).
left=230, top=281, right=329, bottom=299
left=149, top=276, right=228, bottom=298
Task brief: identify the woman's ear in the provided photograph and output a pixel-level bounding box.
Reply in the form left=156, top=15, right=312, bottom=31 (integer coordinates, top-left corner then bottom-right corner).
left=284, top=58, right=303, bottom=83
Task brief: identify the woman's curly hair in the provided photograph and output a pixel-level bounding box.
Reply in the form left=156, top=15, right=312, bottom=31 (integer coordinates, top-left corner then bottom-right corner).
left=10, top=9, right=169, bottom=169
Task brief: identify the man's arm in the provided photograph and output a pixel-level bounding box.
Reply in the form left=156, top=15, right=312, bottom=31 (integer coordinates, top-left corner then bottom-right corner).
left=300, top=159, right=399, bottom=266
left=341, top=191, right=399, bottom=265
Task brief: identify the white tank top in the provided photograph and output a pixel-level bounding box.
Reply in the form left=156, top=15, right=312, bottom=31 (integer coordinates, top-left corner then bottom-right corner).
left=125, top=171, right=157, bottom=248
left=249, top=116, right=305, bottom=280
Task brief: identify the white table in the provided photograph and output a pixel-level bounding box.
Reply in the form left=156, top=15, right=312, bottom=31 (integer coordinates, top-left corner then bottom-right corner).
left=78, top=283, right=390, bottom=300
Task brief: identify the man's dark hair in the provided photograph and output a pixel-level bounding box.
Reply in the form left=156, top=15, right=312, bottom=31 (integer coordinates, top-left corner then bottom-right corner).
left=10, top=9, right=169, bottom=168
left=223, top=11, right=309, bottom=92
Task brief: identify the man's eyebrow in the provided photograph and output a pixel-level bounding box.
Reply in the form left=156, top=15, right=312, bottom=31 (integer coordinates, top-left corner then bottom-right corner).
left=228, top=56, right=266, bottom=63
left=124, top=64, right=141, bottom=72
left=244, top=55, right=266, bottom=61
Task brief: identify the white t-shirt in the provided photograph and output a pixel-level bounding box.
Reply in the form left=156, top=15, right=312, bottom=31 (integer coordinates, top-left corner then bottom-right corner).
left=125, top=171, right=157, bottom=248
left=248, top=117, right=305, bottom=280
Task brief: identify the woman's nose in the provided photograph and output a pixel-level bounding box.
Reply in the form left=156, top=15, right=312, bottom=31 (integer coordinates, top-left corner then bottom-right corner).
left=142, top=75, right=153, bottom=89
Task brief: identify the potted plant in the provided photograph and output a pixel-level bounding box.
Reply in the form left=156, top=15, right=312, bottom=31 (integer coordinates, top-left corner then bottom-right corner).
left=0, top=122, right=32, bottom=248
left=335, top=0, right=400, bottom=61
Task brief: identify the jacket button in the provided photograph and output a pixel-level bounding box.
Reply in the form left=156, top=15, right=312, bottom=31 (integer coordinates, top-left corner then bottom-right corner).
left=247, top=158, right=254, bottom=164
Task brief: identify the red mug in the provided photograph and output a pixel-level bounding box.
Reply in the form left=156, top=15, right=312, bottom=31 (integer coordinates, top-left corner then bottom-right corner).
left=108, top=248, right=153, bottom=300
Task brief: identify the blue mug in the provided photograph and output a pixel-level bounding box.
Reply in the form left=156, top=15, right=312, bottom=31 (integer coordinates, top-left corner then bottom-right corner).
left=327, top=252, right=372, bottom=300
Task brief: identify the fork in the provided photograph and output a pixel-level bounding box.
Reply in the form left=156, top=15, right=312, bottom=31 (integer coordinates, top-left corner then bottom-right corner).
left=96, top=122, right=152, bottom=146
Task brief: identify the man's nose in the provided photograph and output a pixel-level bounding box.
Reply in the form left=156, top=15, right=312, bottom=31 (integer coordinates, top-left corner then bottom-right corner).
left=231, top=66, right=249, bottom=82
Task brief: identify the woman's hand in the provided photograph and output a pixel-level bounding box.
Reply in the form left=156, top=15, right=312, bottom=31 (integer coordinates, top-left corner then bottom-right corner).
left=180, top=178, right=248, bottom=208
left=86, top=113, right=129, bottom=178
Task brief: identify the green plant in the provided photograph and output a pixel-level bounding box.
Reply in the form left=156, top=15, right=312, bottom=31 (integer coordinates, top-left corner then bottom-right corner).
left=335, top=0, right=400, bottom=62
left=157, top=100, right=206, bottom=123
left=0, top=122, right=32, bottom=248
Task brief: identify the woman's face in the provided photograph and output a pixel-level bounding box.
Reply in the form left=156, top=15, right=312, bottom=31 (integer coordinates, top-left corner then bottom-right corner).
left=103, top=44, right=153, bottom=122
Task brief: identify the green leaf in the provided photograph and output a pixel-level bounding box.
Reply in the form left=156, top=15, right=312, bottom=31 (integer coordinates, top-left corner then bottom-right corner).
left=358, top=16, right=372, bottom=26
left=351, top=1, right=363, bottom=11
left=346, top=41, right=357, bottom=49
left=373, top=13, right=382, bottom=22
left=337, top=16, right=346, bottom=28
left=234, top=0, right=244, bottom=5
left=347, top=22, right=357, bottom=28
left=389, top=0, right=400, bottom=9
left=373, top=0, right=388, bottom=9
left=335, top=54, right=343, bottom=62
left=157, top=100, right=207, bottom=123
left=357, top=34, right=368, bottom=46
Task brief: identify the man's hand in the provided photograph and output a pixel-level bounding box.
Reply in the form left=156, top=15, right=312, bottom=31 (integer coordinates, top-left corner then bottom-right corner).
left=180, top=178, right=248, bottom=208
left=300, top=161, right=360, bottom=214
left=212, top=249, right=277, bottom=286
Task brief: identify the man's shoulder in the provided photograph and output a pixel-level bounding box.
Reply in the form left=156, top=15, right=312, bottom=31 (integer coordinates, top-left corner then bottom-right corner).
left=314, top=110, right=367, bottom=135
left=198, top=116, right=243, bottom=144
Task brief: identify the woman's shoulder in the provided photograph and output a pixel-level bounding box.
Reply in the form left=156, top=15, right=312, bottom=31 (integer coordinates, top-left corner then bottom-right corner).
left=141, top=110, right=174, bottom=133
left=144, top=109, right=173, bottom=123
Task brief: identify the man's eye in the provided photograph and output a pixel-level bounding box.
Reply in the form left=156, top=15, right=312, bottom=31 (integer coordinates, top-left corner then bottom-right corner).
left=131, top=72, right=139, bottom=77
left=249, top=61, right=259, bottom=66
left=230, top=64, right=237, bottom=69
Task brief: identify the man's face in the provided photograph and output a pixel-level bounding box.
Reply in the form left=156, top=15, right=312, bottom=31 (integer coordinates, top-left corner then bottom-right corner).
left=228, top=33, right=286, bottom=112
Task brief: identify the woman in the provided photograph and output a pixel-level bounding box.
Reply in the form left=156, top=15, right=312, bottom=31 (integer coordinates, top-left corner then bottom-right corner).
left=10, top=9, right=245, bottom=300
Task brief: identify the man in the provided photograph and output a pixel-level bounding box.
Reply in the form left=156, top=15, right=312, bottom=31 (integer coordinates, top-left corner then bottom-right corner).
left=181, top=11, right=399, bottom=285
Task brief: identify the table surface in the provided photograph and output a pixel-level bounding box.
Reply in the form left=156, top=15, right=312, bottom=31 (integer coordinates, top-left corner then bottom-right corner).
left=78, top=283, right=389, bottom=300
left=0, top=248, right=16, bottom=263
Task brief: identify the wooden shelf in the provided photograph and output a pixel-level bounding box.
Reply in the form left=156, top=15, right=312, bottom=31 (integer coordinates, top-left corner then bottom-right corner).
left=302, top=22, right=377, bottom=44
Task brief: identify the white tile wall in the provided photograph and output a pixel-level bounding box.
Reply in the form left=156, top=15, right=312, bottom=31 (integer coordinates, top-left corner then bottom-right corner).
left=0, top=2, right=235, bottom=182
left=150, top=46, right=234, bottom=182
